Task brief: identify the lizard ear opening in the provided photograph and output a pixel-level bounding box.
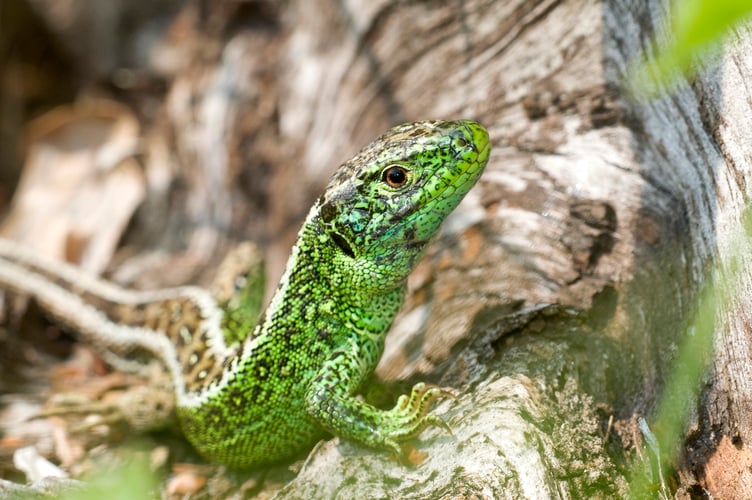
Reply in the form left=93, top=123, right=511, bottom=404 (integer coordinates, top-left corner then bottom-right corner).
left=330, top=232, right=355, bottom=258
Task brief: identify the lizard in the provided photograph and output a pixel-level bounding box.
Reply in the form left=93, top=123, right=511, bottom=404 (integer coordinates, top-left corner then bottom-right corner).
left=0, top=119, right=490, bottom=469
left=9, top=242, right=267, bottom=434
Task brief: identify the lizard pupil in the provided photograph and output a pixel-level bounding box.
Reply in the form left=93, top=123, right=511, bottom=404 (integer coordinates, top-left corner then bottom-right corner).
left=383, top=166, right=408, bottom=187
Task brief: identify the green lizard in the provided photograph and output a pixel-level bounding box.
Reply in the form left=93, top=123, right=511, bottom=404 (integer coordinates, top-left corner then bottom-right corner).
left=0, top=120, right=490, bottom=469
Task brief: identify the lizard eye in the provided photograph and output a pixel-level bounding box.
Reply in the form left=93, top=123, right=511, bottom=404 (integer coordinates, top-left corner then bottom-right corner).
left=382, top=166, right=408, bottom=188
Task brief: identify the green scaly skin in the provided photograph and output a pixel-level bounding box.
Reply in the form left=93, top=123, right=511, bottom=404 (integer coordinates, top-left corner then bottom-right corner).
left=180, top=120, right=490, bottom=467
left=210, top=241, right=267, bottom=345
left=0, top=120, right=490, bottom=469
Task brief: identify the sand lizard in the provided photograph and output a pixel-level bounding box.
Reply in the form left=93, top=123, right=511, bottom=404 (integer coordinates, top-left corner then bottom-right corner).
left=0, top=120, right=490, bottom=468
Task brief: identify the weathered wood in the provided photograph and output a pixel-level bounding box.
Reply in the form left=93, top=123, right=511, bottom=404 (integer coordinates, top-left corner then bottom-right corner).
left=275, top=0, right=752, bottom=496
left=3, top=0, right=752, bottom=496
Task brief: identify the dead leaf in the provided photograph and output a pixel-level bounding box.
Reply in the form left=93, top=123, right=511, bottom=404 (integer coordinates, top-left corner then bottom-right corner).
left=1, top=98, right=145, bottom=272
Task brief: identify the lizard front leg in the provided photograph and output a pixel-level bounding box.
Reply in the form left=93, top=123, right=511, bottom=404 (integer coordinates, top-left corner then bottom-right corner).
left=304, top=336, right=451, bottom=457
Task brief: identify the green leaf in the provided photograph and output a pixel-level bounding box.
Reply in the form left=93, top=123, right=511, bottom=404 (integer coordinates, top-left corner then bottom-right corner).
left=631, top=0, right=752, bottom=93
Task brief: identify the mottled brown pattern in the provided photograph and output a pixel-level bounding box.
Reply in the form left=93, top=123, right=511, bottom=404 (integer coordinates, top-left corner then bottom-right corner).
left=32, top=265, right=229, bottom=393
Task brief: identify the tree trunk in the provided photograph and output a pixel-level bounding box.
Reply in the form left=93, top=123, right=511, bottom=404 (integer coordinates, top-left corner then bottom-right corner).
left=1, top=0, right=751, bottom=497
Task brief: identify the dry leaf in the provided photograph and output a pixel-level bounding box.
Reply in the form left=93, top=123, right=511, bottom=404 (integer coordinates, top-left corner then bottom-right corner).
left=1, top=98, right=145, bottom=272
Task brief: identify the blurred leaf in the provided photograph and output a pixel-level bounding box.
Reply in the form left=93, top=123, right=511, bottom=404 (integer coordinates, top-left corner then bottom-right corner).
left=673, top=0, right=752, bottom=48
left=628, top=277, right=717, bottom=498
left=59, top=448, right=161, bottom=500
left=631, top=0, right=752, bottom=93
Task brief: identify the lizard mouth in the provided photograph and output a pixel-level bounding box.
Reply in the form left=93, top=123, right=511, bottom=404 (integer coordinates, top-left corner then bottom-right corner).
left=406, top=239, right=429, bottom=252
left=421, top=123, right=489, bottom=208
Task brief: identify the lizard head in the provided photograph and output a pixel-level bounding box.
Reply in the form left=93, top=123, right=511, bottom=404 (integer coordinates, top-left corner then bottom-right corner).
left=318, top=119, right=490, bottom=289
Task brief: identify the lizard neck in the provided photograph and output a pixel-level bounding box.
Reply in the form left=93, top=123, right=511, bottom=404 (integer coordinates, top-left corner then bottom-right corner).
left=236, top=203, right=407, bottom=375
left=273, top=203, right=406, bottom=325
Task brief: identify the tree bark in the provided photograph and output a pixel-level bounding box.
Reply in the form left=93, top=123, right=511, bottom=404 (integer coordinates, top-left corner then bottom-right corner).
left=2, top=0, right=751, bottom=497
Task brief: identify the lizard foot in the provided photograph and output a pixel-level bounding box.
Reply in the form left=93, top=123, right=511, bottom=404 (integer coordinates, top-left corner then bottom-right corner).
left=38, top=368, right=175, bottom=436
left=377, top=382, right=454, bottom=456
